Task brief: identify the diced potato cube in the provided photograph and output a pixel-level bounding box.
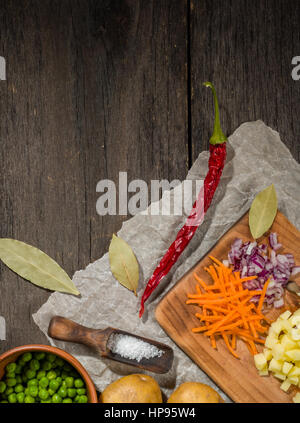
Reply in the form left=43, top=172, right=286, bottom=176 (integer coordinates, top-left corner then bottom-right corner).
left=293, top=392, right=300, bottom=403
left=258, top=369, right=269, bottom=376
left=281, top=319, right=293, bottom=332
left=289, top=366, right=300, bottom=377
left=263, top=348, right=273, bottom=361
left=285, top=350, right=300, bottom=361
left=270, top=321, right=284, bottom=335
left=291, top=328, right=300, bottom=341
left=265, top=335, right=279, bottom=349
left=272, top=343, right=285, bottom=360
left=287, top=375, right=299, bottom=385
left=290, top=316, right=300, bottom=326
left=269, top=358, right=283, bottom=373
left=292, top=309, right=300, bottom=318
left=254, top=353, right=267, bottom=370
left=274, top=372, right=286, bottom=381
left=280, top=310, right=292, bottom=320
left=281, top=335, right=297, bottom=350
left=280, top=379, right=291, bottom=392
left=282, top=362, right=293, bottom=375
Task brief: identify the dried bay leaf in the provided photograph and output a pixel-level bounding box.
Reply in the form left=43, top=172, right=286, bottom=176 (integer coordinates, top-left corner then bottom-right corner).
left=249, top=184, right=278, bottom=239
left=109, top=234, right=139, bottom=295
left=0, top=239, right=80, bottom=295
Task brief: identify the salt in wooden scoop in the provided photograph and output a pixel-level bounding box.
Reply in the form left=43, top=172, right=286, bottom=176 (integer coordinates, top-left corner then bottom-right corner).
left=48, top=316, right=174, bottom=374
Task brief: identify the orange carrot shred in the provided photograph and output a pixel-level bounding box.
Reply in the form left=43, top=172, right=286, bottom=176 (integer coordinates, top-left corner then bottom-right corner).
left=187, top=256, right=272, bottom=359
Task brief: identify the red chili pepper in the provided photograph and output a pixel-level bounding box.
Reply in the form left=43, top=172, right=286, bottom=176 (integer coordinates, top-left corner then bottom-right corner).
left=139, top=82, right=227, bottom=317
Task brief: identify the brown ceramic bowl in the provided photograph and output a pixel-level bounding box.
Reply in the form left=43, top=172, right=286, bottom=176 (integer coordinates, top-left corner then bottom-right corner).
left=0, top=344, right=98, bottom=403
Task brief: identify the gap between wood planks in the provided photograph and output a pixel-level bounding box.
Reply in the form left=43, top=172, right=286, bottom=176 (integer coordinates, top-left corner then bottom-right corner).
left=187, top=0, right=193, bottom=168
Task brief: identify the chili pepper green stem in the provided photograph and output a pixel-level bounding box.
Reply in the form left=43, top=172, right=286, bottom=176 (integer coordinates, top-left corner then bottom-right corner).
left=204, top=82, right=227, bottom=145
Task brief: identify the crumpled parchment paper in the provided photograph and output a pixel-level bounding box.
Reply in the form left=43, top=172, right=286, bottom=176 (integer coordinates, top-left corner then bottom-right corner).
left=33, top=121, right=300, bottom=402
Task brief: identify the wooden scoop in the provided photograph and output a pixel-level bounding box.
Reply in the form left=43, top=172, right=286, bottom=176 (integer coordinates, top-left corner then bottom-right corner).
left=48, top=316, right=174, bottom=374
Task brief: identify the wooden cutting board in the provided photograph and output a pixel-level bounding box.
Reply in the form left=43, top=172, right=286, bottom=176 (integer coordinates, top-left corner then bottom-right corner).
left=155, top=211, right=300, bottom=403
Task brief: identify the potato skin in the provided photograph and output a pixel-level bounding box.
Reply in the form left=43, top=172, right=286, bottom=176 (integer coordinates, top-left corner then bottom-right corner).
left=99, top=374, right=162, bottom=403
left=167, top=382, right=224, bottom=403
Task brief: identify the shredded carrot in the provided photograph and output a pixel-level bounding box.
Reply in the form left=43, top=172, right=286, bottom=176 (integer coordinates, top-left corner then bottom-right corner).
left=187, top=256, right=271, bottom=359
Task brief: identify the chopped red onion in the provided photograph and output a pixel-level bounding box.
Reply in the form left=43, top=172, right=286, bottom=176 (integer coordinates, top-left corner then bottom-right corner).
left=269, top=232, right=282, bottom=251
left=226, top=232, right=298, bottom=308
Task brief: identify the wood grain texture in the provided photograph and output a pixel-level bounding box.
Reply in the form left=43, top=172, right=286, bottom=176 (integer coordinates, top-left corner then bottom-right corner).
left=0, top=1, right=299, bottom=357
left=156, top=211, right=300, bottom=403
left=190, top=0, right=300, bottom=163
left=0, top=0, right=188, bottom=352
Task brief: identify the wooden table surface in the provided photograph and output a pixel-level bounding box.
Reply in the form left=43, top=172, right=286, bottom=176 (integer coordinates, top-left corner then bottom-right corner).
left=0, top=0, right=299, bottom=352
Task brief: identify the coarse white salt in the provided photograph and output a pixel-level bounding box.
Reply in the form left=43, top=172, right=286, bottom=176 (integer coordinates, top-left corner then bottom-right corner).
left=107, top=333, right=163, bottom=362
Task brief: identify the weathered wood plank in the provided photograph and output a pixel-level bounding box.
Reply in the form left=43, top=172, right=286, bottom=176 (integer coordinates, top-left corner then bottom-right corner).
left=190, top=0, right=300, bottom=163
left=0, top=0, right=188, bottom=351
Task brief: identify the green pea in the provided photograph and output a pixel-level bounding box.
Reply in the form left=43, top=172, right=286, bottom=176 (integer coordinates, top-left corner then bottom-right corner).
left=22, top=352, right=32, bottom=363
left=24, top=388, right=30, bottom=396
left=54, top=357, right=64, bottom=367
left=49, top=379, right=59, bottom=392
left=27, top=379, right=38, bottom=387
left=74, top=378, right=84, bottom=388
left=61, top=371, right=69, bottom=380
left=28, top=385, right=38, bottom=397
left=24, top=395, right=35, bottom=403
left=63, top=363, right=72, bottom=372
left=76, top=388, right=86, bottom=395
left=65, top=377, right=74, bottom=388
left=62, top=380, right=67, bottom=388
left=63, top=398, right=72, bottom=403
left=8, top=393, right=17, bottom=403
left=0, top=400, right=8, bottom=403
left=18, top=358, right=26, bottom=367
left=14, top=384, right=24, bottom=393
left=52, top=393, right=62, bottom=403
left=0, top=381, right=6, bottom=393
left=58, top=386, right=67, bottom=398
left=55, top=376, right=62, bottom=384
left=39, top=377, right=49, bottom=389
left=34, top=352, right=46, bottom=361
left=42, top=361, right=52, bottom=371
left=78, top=395, right=88, bottom=403
left=29, top=359, right=40, bottom=371
left=37, top=370, right=46, bottom=380
left=38, top=388, right=49, bottom=400
left=26, top=369, right=36, bottom=380
left=6, top=378, right=17, bottom=387
left=16, top=375, right=22, bottom=384
left=48, top=388, right=56, bottom=396
left=40, top=399, right=51, bottom=403
left=16, top=392, right=25, bottom=403
left=74, top=395, right=80, bottom=402
left=47, top=370, right=57, bottom=380
left=6, top=362, right=17, bottom=373
left=5, top=387, right=13, bottom=395
left=46, top=353, right=56, bottom=363
left=5, top=371, right=15, bottom=379
left=15, top=364, right=22, bottom=375
left=67, top=388, right=76, bottom=398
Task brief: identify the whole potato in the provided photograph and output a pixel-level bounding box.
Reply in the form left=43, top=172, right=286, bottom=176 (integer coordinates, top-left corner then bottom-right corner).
left=167, top=382, right=223, bottom=403
left=99, top=374, right=162, bottom=403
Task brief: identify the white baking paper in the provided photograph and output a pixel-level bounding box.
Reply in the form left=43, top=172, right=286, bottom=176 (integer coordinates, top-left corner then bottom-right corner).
left=33, top=121, right=300, bottom=402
